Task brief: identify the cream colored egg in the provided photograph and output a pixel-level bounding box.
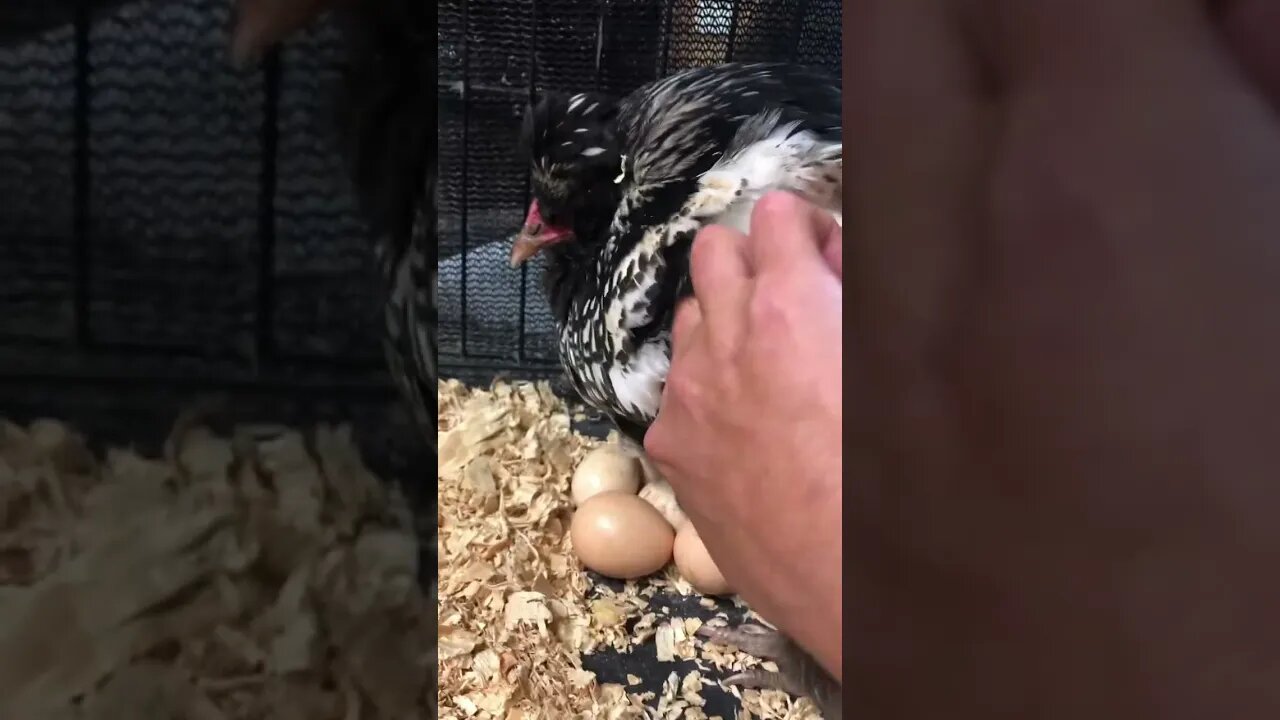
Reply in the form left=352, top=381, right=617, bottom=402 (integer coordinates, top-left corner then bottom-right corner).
left=673, top=524, right=732, bottom=596
left=572, top=445, right=643, bottom=505
left=571, top=491, right=674, bottom=580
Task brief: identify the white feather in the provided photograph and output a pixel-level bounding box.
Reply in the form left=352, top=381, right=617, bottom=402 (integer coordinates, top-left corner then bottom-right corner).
left=608, top=338, right=671, bottom=419
left=699, top=110, right=843, bottom=230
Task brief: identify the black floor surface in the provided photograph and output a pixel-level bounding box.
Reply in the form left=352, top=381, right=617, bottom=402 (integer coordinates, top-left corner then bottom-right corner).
left=581, top=573, right=755, bottom=718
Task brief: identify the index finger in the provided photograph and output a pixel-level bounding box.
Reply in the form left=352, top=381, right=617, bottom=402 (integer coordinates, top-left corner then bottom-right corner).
left=746, top=191, right=842, bottom=279
left=690, top=224, right=753, bottom=353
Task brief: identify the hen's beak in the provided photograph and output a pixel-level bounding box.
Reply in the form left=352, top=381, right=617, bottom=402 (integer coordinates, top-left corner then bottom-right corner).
left=510, top=201, right=572, bottom=267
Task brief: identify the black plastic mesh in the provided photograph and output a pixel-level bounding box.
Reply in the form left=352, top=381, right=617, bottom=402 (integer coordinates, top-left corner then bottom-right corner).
left=0, top=0, right=384, bottom=382
left=0, top=21, right=76, bottom=342
left=0, top=0, right=435, bottom=493
left=437, top=0, right=842, bottom=380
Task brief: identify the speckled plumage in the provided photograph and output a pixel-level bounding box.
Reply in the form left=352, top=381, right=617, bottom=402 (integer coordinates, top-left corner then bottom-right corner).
left=522, top=62, right=842, bottom=440
left=377, top=185, right=436, bottom=448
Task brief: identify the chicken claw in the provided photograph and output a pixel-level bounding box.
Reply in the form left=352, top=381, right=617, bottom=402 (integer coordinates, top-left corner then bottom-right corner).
left=698, top=622, right=843, bottom=720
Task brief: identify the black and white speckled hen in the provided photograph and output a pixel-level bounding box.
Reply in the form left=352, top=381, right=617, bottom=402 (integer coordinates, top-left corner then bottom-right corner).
left=514, top=61, right=841, bottom=444
left=513, top=61, right=842, bottom=718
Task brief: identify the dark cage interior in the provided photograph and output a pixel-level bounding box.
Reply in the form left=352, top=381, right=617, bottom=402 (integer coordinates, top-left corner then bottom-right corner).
left=437, top=0, right=842, bottom=386
left=0, top=0, right=436, bottom=491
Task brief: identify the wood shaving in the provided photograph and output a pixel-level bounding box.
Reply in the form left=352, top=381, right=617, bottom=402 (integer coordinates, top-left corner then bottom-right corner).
left=0, top=416, right=434, bottom=719
left=437, top=379, right=824, bottom=720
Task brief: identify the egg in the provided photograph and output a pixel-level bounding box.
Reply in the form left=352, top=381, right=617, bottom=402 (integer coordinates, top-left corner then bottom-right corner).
left=673, top=523, right=732, bottom=596
left=571, top=445, right=642, bottom=505
left=571, top=491, right=674, bottom=579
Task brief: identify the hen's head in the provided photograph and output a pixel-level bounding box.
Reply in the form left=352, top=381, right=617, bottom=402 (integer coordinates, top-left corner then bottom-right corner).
left=512, top=91, right=623, bottom=267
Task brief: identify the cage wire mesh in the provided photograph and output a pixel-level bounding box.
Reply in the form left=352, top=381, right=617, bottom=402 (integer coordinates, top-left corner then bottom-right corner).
left=0, top=0, right=384, bottom=366
left=437, top=0, right=842, bottom=385
left=0, top=1, right=420, bottom=445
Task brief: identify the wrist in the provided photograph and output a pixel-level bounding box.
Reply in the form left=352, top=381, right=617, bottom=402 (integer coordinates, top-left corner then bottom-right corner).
left=781, top=474, right=843, bottom=682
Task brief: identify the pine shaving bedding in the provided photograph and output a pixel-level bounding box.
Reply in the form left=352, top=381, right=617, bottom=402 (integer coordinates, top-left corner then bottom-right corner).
left=437, top=379, right=822, bottom=720
left=0, top=415, right=435, bottom=720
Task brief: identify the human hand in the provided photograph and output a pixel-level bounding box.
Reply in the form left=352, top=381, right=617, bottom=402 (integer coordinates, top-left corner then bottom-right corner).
left=845, top=0, right=1280, bottom=716
left=644, top=191, right=844, bottom=681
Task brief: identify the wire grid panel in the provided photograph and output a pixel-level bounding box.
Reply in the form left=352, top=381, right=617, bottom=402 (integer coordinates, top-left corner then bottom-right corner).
left=437, top=0, right=842, bottom=376
left=0, top=23, right=76, bottom=342
left=0, top=0, right=383, bottom=380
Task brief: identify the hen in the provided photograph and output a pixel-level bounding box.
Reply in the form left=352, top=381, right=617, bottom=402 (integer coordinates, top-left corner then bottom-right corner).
left=515, top=62, right=840, bottom=441
left=514, top=61, right=842, bottom=718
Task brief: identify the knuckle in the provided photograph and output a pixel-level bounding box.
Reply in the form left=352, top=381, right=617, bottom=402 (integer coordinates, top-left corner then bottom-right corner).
left=642, top=422, right=668, bottom=460
left=666, top=365, right=706, bottom=407
left=665, top=363, right=694, bottom=396
left=748, top=278, right=792, bottom=329
left=706, top=335, right=737, bottom=365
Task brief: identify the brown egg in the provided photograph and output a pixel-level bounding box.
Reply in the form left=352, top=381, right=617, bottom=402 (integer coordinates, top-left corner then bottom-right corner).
left=571, top=491, right=674, bottom=579
left=571, top=445, right=643, bottom=505
left=673, top=524, right=732, bottom=596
